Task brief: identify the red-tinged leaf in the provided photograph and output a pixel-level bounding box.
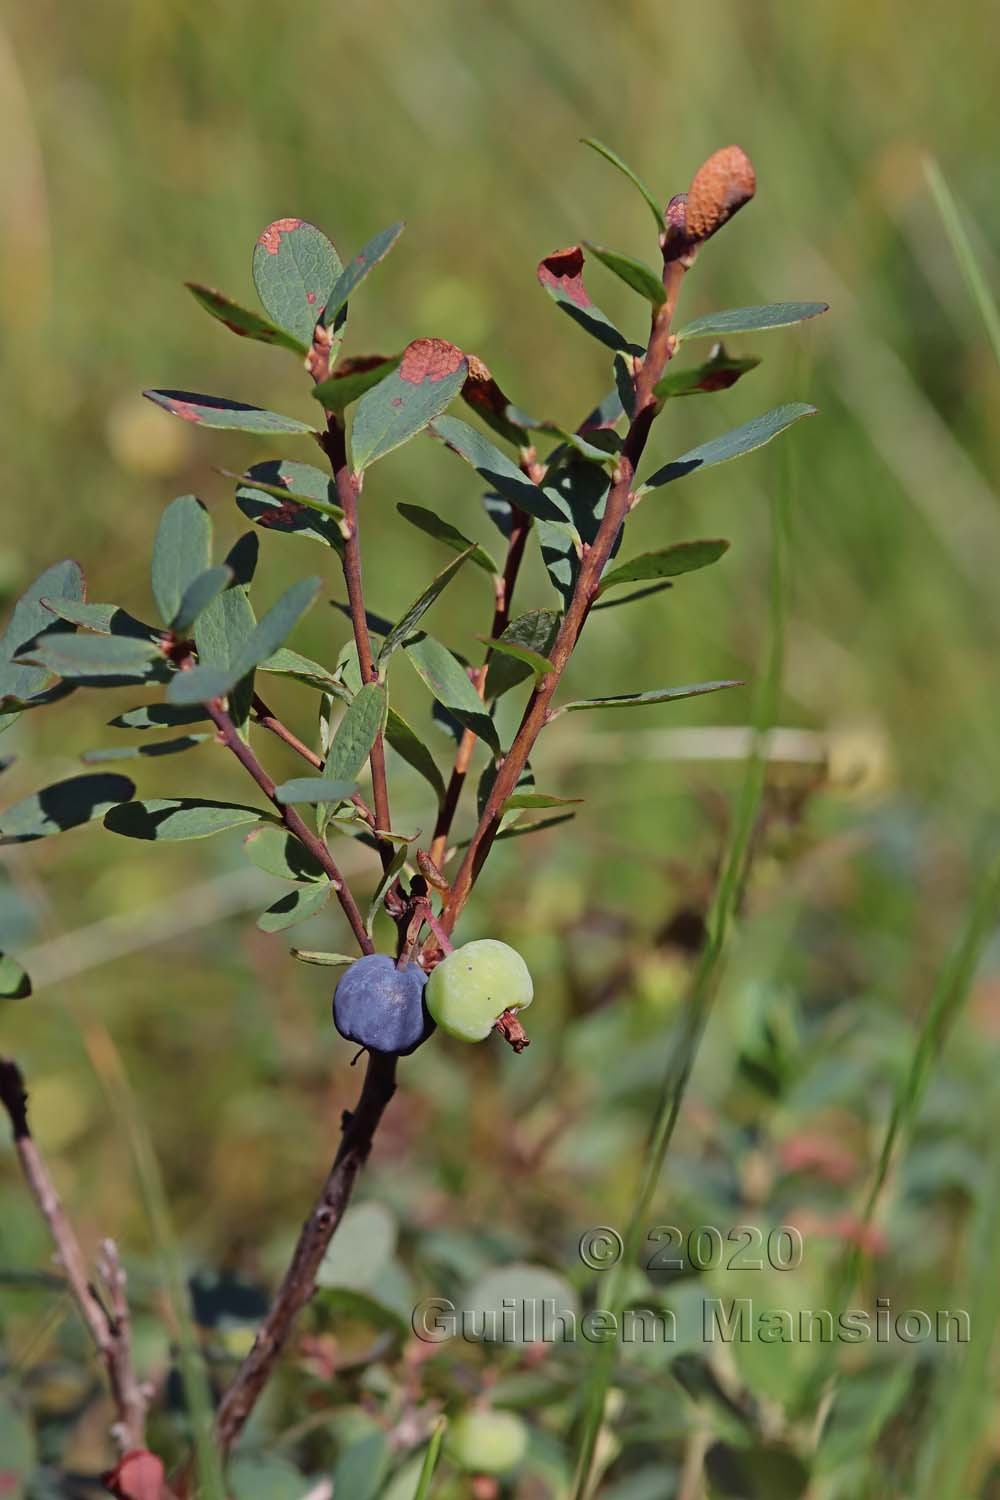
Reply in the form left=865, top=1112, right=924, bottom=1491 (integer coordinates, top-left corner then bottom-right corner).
left=102, top=1447, right=166, bottom=1499
left=321, top=221, right=405, bottom=325
left=312, top=354, right=402, bottom=414
left=654, top=345, right=761, bottom=399
left=537, top=247, right=637, bottom=354
left=252, top=218, right=342, bottom=349
left=350, top=340, right=468, bottom=471
left=461, top=356, right=534, bottom=447
left=144, top=390, right=315, bottom=436
left=185, top=283, right=308, bottom=354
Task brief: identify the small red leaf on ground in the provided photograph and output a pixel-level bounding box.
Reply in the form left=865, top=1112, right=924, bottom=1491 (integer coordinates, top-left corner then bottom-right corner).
left=537, top=247, right=589, bottom=307
left=399, top=338, right=465, bottom=385
left=257, top=217, right=305, bottom=254
left=103, top=1449, right=166, bottom=1500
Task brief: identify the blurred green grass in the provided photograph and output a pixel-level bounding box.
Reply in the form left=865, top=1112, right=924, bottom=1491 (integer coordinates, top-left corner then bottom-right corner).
left=2, top=0, right=999, bottom=1492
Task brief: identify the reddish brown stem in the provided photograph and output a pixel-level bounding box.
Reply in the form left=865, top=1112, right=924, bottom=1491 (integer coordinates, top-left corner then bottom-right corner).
left=440, top=261, right=687, bottom=932
left=206, top=699, right=373, bottom=955
left=214, top=1050, right=397, bottom=1453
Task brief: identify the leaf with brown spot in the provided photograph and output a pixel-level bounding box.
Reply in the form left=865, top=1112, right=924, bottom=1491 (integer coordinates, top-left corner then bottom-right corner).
left=350, top=340, right=468, bottom=472
left=537, top=247, right=638, bottom=354
left=654, top=344, right=761, bottom=399
left=312, top=354, right=402, bottom=414
left=252, top=218, right=342, bottom=349
left=144, top=390, right=315, bottom=436
left=186, top=283, right=308, bottom=354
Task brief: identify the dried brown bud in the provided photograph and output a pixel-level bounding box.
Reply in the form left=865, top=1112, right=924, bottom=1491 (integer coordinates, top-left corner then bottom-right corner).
left=684, top=146, right=756, bottom=243
left=416, top=849, right=450, bottom=892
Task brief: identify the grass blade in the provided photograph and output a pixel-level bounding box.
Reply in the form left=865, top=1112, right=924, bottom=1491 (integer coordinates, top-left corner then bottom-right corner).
left=414, top=1415, right=448, bottom=1500
left=925, top=156, right=1000, bottom=368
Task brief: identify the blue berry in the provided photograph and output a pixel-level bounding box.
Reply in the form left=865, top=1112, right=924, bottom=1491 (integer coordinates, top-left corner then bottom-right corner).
left=333, top=953, right=433, bottom=1056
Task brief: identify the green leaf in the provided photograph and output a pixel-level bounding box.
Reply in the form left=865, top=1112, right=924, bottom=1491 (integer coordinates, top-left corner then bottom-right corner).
left=0, top=1395, right=37, bottom=1491
left=81, top=734, right=210, bottom=762
left=257, top=880, right=332, bottom=932
left=592, top=582, right=674, bottom=611
left=325, top=682, right=389, bottom=781
left=290, top=948, right=355, bottom=966
left=0, top=560, right=85, bottom=715
left=350, top=340, right=468, bottom=471
left=598, top=538, right=730, bottom=595
left=654, top=345, right=761, bottom=399
left=172, top=566, right=233, bottom=633
left=233, top=459, right=345, bottom=538
left=193, top=583, right=256, bottom=732
left=40, top=599, right=157, bottom=638
left=252, top=218, right=342, bottom=350
left=556, top=680, right=742, bottom=714
left=413, top=1419, right=448, bottom=1500
left=243, top=824, right=326, bottom=881
left=675, top=302, right=828, bottom=343
left=169, top=577, right=321, bottom=705
left=0, top=952, right=31, bottom=999
left=485, top=609, right=561, bottom=699
left=583, top=241, right=666, bottom=305
left=229, top=1452, right=309, bottom=1500
left=536, top=460, right=610, bottom=606
left=537, top=246, right=637, bottom=354
left=333, top=1428, right=390, bottom=1500
left=258, top=647, right=348, bottom=698
left=367, top=841, right=410, bottom=934
left=481, top=636, right=555, bottom=682
left=378, top=549, right=474, bottom=665
left=16, top=633, right=161, bottom=678
left=151, top=495, right=213, bottom=627
left=404, top=634, right=500, bottom=753
left=322, top=221, right=405, bottom=325
left=312, top=355, right=402, bottom=414
left=396, top=503, right=497, bottom=574
left=274, top=777, right=358, bottom=806
left=581, top=137, right=665, bottom=230
left=503, top=791, right=582, bottom=810
left=144, top=390, right=315, bottom=436
left=1, top=773, right=134, bottom=844
left=384, top=707, right=446, bottom=805
left=642, top=404, right=817, bottom=491
left=185, top=283, right=308, bottom=353
left=431, top=416, right=571, bottom=525
left=109, top=702, right=207, bottom=731
left=104, top=798, right=268, bottom=841
left=225, top=531, right=260, bottom=589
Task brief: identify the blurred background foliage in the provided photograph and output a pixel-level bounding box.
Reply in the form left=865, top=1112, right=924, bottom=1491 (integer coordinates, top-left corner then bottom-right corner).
left=1, top=0, right=999, bottom=1495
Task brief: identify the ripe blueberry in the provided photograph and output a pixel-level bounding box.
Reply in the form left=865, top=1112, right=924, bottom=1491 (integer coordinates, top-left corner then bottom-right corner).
left=425, top=938, right=533, bottom=1042
left=332, top=953, right=433, bottom=1056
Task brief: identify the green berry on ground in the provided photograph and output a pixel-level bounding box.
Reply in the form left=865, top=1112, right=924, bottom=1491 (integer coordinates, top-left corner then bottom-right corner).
left=425, top=939, right=533, bottom=1042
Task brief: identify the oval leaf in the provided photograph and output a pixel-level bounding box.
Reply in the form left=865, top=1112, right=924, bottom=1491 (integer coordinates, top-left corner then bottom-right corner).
left=312, top=354, right=403, bottom=415
left=642, top=404, right=817, bottom=491
left=583, top=241, right=666, bottom=306
left=350, top=340, right=468, bottom=472
left=16, top=633, right=161, bottom=678
left=257, top=880, right=333, bottom=932
left=598, top=539, right=730, bottom=595
left=325, top=682, right=388, bottom=781
left=172, top=565, right=234, bottom=633
left=537, top=246, right=637, bottom=354
left=675, top=302, right=829, bottom=342
left=244, top=824, right=327, bottom=881
left=81, top=734, right=210, bottom=762
left=0, top=560, right=85, bottom=714
left=104, top=798, right=268, bottom=841
left=384, top=707, right=446, bottom=806
left=430, top=416, right=571, bottom=526
left=186, top=283, right=308, bottom=354
left=485, top=609, right=561, bottom=700
left=404, top=635, right=500, bottom=754
left=274, top=777, right=358, bottom=806
left=144, top=390, right=315, bottom=436
left=151, top=495, right=213, bottom=626
left=252, top=218, right=342, bottom=349
left=1, top=773, right=135, bottom=844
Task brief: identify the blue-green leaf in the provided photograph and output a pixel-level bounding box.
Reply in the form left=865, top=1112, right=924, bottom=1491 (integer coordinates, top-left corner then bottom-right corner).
left=257, top=881, right=333, bottom=933
left=674, top=302, right=828, bottom=343
left=81, top=735, right=210, bottom=762
left=1, top=774, right=134, bottom=844
left=243, top=824, right=327, bottom=881
left=105, top=798, right=269, bottom=841
left=322, top=222, right=405, bottom=325
left=273, top=777, right=358, bottom=806
left=186, top=283, right=308, bottom=354
left=537, top=246, right=639, bottom=354
left=169, top=577, right=320, bottom=705
left=40, top=599, right=157, bottom=639
left=109, top=702, right=207, bottom=732
left=654, top=345, right=761, bottom=399
left=555, top=680, right=742, bottom=715
left=144, top=390, right=315, bottom=436
left=350, top=340, right=468, bottom=471
left=431, top=416, right=571, bottom=525
left=325, top=682, right=388, bottom=781
left=312, top=355, right=402, bottom=414
left=252, top=218, right=342, bottom=350
left=598, top=539, right=730, bottom=595
left=404, top=634, right=500, bottom=753
left=378, top=548, right=474, bottom=665
left=0, top=560, right=85, bottom=717
left=641, top=404, right=817, bottom=490
left=583, top=241, right=666, bottom=306
left=384, top=707, right=446, bottom=806
left=581, top=137, right=665, bottom=231
left=193, top=584, right=257, bottom=730
left=396, top=503, right=497, bottom=574
left=0, top=952, right=31, bottom=999
left=172, top=566, right=234, bottom=633
left=17, top=633, right=162, bottom=678
left=151, top=495, right=213, bottom=627
left=485, top=610, right=561, bottom=700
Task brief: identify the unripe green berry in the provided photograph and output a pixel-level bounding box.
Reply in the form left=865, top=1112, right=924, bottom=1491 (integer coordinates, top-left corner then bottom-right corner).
left=425, top=939, right=533, bottom=1042
left=447, top=1407, right=528, bottom=1475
